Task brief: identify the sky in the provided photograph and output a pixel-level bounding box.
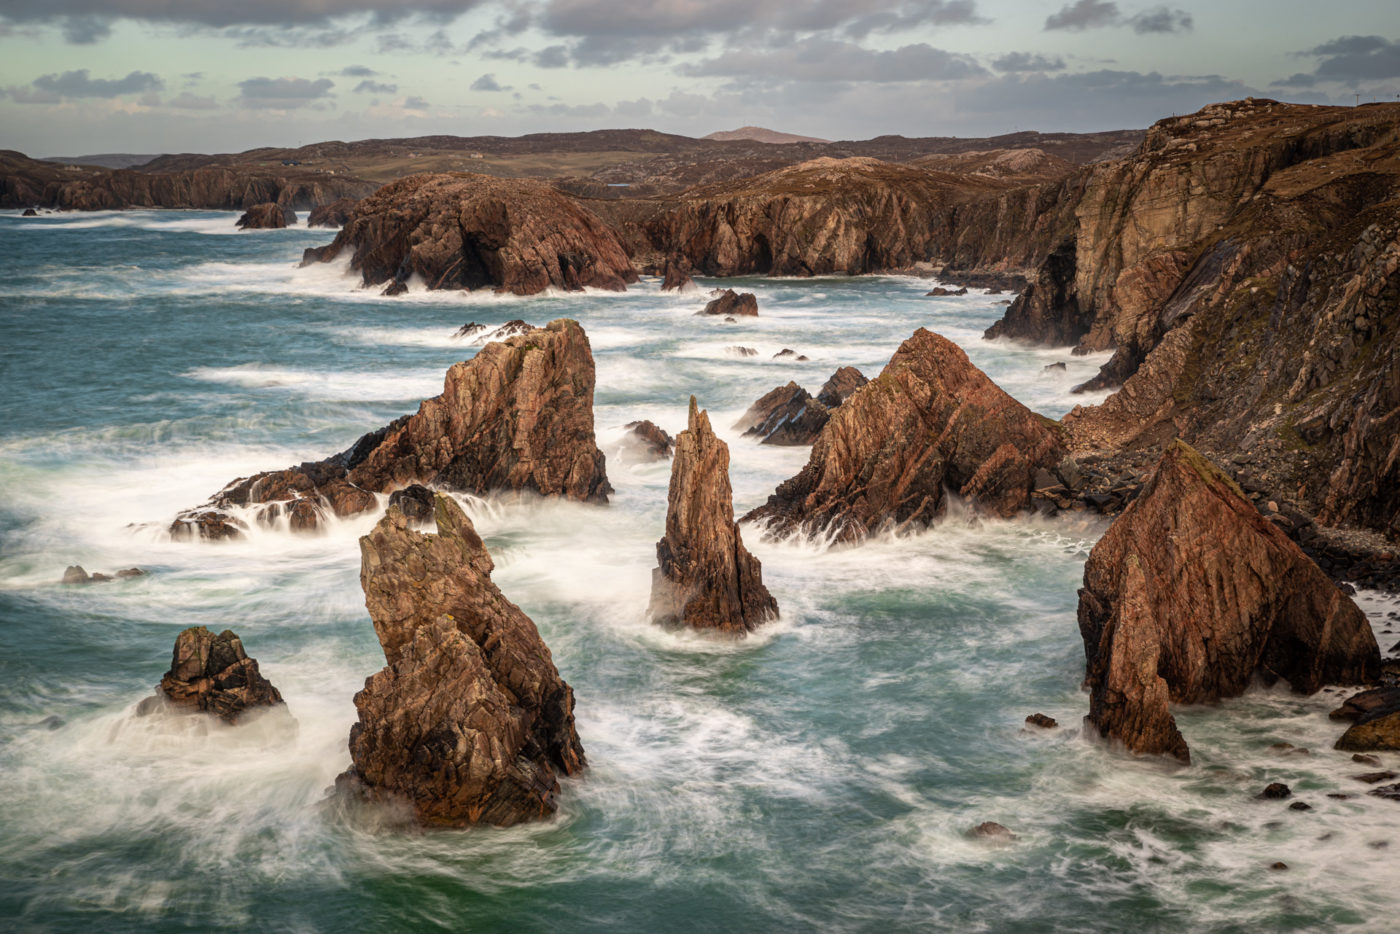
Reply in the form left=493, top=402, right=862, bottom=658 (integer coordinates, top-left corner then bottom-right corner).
left=1, top=0, right=1399, bottom=156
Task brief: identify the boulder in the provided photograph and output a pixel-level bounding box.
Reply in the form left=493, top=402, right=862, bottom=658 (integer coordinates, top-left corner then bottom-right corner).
left=1078, top=441, right=1381, bottom=763
left=745, top=329, right=1066, bottom=541
left=727, top=346, right=758, bottom=357
left=925, top=286, right=967, bottom=296
left=623, top=420, right=674, bottom=460
left=337, top=494, right=585, bottom=827
left=660, top=255, right=696, bottom=292
left=300, top=173, right=637, bottom=296
left=61, top=566, right=89, bottom=585
left=306, top=197, right=358, bottom=228
left=21, top=207, right=37, bottom=217
left=236, top=202, right=296, bottom=229
left=700, top=289, right=758, bottom=317
left=1025, top=713, right=1058, bottom=729
left=171, top=319, right=611, bottom=538
left=735, top=382, right=830, bottom=446
left=1335, top=688, right=1400, bottom=752
left=649, top=398, right=778, bottom=633
left=387, top=484, right=435, bottom=526
left=815, top=366, right=868, bottom=408
left=144, top=626, right=286, bottom=723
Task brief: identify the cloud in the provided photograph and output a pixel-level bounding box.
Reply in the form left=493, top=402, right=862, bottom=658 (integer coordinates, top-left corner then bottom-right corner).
left=340, top=65, right=379, bottom=77
left=237, top=76, right=335, bottom=109
left=1308, top=35, right=1400, bottom=83
left=993, top=51, right=1066, bottom=73
left=0, top=1, right=490, bottom=29
left=403, top=95, right=429, bottom=109
left=1128, top=7, right=1192, bottom=34
left=353, top=79, right=398, bottom=93
left=470, top=73, right=507, bottom=91
left=167, top=92, right=218, bottom=109
left=1044, top=0, right=1119, bottom=31
left=683, top=39, right=987, bottom=83
left=59, top=14, right=110, bottom=42
left=538, top=0, right=984, bottom=40
left=29, top=69, right=165, bottom=98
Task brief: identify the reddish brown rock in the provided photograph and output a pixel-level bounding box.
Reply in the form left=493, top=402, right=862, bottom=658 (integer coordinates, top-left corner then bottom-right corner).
left=745, top=329, right=1065, bottom=541
left=171, top=319, right=610, bottom=538
left=144, top=626, right=286, bottom=723
left=660, top=255, right=696, bottom=292
left=649, top=398, right=778, bottom=633
left=337, top=494, right=585, bottom=827
left=1078, top=440, right=1381, bottom=763
left=700, top=289, right=758, bottom=317
left=815, top=367, right=869, bottom=408
left=300, top=172, right=637, bottom=296
left=1334, top=688, right=1400, bottom=752
left=735, top=382, right=830, bottom=446
left=623, top=420, right=674, bottom=460
left=306, top=197, right=358, bottom=228
left=236, top=202, right=296, bottom=229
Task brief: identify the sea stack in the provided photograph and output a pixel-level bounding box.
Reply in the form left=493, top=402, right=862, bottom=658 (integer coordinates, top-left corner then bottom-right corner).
left=143, top=626, right=286, bottom=723
left=745, top=329, right=1065, bottom=541
left=1078, top=440, right=1380, bottom=763
left=236, top=202, right=296, bottom=229
left=338, top=494, right=586, bottom=827
left=649, top=398, right=777, bottom=633
left=700, top=289, right=759, bottom=316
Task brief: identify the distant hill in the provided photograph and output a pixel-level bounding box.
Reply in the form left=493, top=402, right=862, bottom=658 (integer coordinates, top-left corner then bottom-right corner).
left=39, top=153, right=161, bottom=169
left=703, top=127, right=830, bottom=144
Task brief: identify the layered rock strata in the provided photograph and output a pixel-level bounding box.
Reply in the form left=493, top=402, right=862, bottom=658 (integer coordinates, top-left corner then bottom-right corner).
left=301, top=173, right=637, bottom=296
left=141, top=627, right=286, bottom=723
left=1078, top=440, right=1380, bottom=762
left=745, top=330, right=1065, bottom=540
left=815, top=367, right=868, bottom=407
left=338, top=494, right=586, bottom=826
left=649, top=398, right=777, bottom=633
left=735, top=382, right=829, bottom=446
left=170, top=319, right=610, bottom=539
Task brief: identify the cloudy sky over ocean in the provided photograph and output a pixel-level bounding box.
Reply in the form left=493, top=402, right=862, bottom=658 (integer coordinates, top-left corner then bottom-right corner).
left=2, top=0, right=1399, bottom=154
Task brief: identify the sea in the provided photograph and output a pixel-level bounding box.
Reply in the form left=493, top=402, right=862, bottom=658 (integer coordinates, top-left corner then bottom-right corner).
left=1, top=210, right=1397, bottom=933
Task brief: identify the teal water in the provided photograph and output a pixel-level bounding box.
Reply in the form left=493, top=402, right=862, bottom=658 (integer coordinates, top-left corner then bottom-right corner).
left=1, top=210, right=1396, bottom=933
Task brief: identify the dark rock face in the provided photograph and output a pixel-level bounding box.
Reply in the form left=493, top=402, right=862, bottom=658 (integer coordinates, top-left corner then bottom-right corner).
left=926, top=286, right=968, bottom=296
left=387, top=484, right=435, bottom=526
left=236, top=202, right=297, bottom=229
left=61, top=565, right=144, bottom=584
left=146, top=627, right=285, bottom=723
left=815, top=366, right=868, bottom=408
left=1078, top=441, right=1381, bottom=763
left=306, top=197, right=358, bottom=228
left=649, top=399, right=778, bottom=633
left=171, top=319, right=611, bottom=539
left=21, top=207, right=37, bottom=217
left=300, top=173, right=637, bottom=296
left=624, top=420, right=674, bottom=459
left=700, top=289, right=758, bottom=317
left=660, top=255, right=695, bottom=292
left=338, top=494, right=586, bottom=827
left=745, top=329, right=1066, bottom=541
left=1334, top=688, right=1400, bottom=752
left=735, top=382, right=830, bottom=446
left=984, top=239, right=1088, bottom=346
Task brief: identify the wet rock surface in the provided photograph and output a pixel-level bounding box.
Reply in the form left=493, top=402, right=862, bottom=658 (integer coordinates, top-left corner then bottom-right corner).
left=236, top=202, right=296, bottom=229
left=623, top=420, right=674, bottom=460
left=142, top=626, right=286, bottom=724
left=306, top=197, right=358, bottom=228
left=1078, top=441, right=1380, bottom=763
left=660, top=255, right=696, bottom=292
left=814, top=367, right=868, bottom=408
left=700, top=289, right=758, bottom=317
left=338, top=494, right=586, bottom=827
left=735, top=382, right=830, bottom=446
left=649, top=398, right=778, bottom=633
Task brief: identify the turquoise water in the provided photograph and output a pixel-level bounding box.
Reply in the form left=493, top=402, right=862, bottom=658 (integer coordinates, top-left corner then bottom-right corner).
left=1, top=210, right=1396, bottom=933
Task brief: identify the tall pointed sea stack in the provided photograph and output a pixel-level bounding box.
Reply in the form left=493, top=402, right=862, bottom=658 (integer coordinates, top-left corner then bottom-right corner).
left=1078, top=441, right=1380, bottom=763
left=745, top=329, right=1065, bottom=541
left=649, top=398, right=777, bottom=633
left=338, top=494, right=586, bottom=827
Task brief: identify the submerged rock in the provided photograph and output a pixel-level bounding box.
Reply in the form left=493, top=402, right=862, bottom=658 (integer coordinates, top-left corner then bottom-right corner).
left=338, top=494, right=586, bottom=827
left=745, top=329, right=1065, bottom=541
left=649, top=398, right=778, bottom=633
left=143, top=626, right=286, bottom=723
left=1078, top=441, right=1381, bottom=763
left=171, top=319, right=611, bottom=538
left=701, top=289, right=758, bottom=317
left=236, top=202, right=296, bottom=229
left=1025, top=713, right=1058, bottom=730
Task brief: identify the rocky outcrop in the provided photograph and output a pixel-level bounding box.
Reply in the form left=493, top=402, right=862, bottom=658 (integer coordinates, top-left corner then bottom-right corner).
left=623, top=420, right=674, bottom=459
left=171, top=319, right=610, bottom=539
left=61, top=565, right=145, bottom=584
left=142, top=627, right=286, bottom=723
left=700, top=289, right=758, bottom=316
left=649, top=398, right=777, bottom=633
left=300, top=173, right=637, bottom=296
left=338, top=494, right=586, bottom=826
left=745, top=330, right=1066, bottom=541
left=815, top=367, right=868, bottom=408
left=306, top=197, right=358, bottom=228
left=660, top=255, right=696, bottom=292
left=1078, top=440, right=1380, bottom=763
left=236, top=202, right=296, bottom=229
left=735, top=382, right=829, bottom=446
left=1333, top=688, right=1400, bottom=752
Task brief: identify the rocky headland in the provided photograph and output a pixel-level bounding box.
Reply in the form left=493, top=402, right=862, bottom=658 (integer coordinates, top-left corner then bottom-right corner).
left=649, top=398, right=777, bottom=633
left=300, top=173, right=637, bottom=296
left=338, top=494, right=586, bottom=826
left=170, top=319, right=610, bottom=539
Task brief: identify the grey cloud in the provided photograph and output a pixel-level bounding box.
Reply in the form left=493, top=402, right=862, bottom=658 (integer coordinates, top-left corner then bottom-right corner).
left=237, top=76, right=335, bottom=109
left=684, top=39, right=987, bottom=83
left=993, top=51, right=1065, bottom=73
left=1310, top=35, right=1400, bottom=83
left=534, top=44, right=570, bottom=68
left=471, top=73, right=507, bottom=91
left=1044, top=0, right=1119, bottom=30
left=1129, top=7, right=1191, bottom=34
left=220, top=24, right=365, bottom=47
left=539, top=0, right=985, bottom=40
left=167, top=92, right=218, bottom=109
left=32, top=69, right=165, bottom=98
left=59, top=15, right=110, bottom=42
left=354, top=80, right=398, bottom=93
left=961, top=69, right=1253, bottom=120
left=404, top=96, right=429, bottom=108
left=0, top=1, right=489, bottom=28
left=340, top=65, right=379, bottom=77
left=1270, top=72, right=1318, bottom=88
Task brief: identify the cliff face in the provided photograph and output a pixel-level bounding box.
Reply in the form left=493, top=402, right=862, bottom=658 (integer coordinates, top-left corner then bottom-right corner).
left=301, top=172, right=638, bottom=296
left=340, top=494, right=586, bottom=827
left=649, top=399, right=777, bottom=633
left=745, top=329, right=1065, bottom=541
left=1078, top=441, right=1380, bottom=762
left=171, top=319, right=610, bottom=539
